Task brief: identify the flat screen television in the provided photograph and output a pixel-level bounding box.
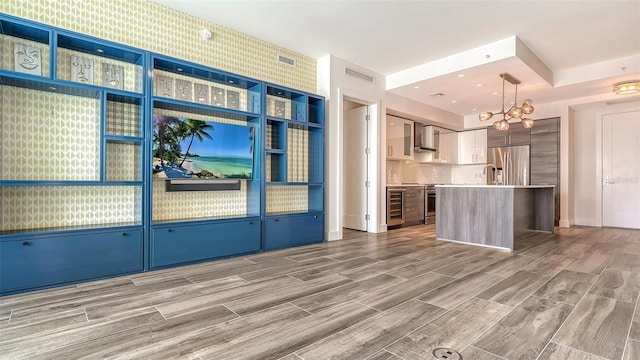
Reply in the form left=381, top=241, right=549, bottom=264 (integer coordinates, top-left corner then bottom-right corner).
left=153, top=114, right=255, bottom=180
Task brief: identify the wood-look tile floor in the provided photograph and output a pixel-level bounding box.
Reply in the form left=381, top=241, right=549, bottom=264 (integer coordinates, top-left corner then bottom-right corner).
left=1, top=225, right=639, bottom=359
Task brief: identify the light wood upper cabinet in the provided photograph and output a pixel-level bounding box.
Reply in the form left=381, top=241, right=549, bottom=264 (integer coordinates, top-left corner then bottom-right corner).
left=458, top=129, right=487, bottom=164
left=487, top=125, right=530, bottom=147
left=387, top=117, right=413, bottom=160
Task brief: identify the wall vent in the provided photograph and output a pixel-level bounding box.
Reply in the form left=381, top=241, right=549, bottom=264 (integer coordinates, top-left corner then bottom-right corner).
left=345, top=67, right=375, bottom=84
left=277, top=54, right=297, bottom=67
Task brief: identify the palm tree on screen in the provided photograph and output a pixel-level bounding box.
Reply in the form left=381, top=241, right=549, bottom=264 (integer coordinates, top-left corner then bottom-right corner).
left=178, top=119, right=214, bottom=167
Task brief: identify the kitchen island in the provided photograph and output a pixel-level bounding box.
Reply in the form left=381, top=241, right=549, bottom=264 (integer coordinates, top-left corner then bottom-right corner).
left=435, top=185, right=555, bottom=251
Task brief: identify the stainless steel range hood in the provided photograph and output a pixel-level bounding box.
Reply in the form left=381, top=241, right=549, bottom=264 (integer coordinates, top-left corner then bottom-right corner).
left=414, top=125, right=438, bottom=153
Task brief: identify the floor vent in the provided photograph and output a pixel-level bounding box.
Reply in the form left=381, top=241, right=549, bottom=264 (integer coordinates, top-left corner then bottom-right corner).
left=345, top=67, right=375, bottom=84
left=277, top=54, right=296, bottom=67
left=432, top=348, right=462, bottom=360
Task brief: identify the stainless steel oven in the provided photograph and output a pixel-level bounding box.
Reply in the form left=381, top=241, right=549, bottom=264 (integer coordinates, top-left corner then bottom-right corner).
left=425, top=185, right=436, bottom=225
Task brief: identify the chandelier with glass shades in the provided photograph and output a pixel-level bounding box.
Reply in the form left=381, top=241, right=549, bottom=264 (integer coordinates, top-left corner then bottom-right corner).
left=479, top=73, right=535, bottom=131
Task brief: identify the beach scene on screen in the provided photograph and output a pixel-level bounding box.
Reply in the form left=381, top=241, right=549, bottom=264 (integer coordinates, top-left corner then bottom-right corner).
left=153, top=114, right=254, bottom=179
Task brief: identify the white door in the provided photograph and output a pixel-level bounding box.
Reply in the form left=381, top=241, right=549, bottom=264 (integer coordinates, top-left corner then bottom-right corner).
left=343, top=106, right=368, bottom=231
left=603, top=110, right=640, bottom=228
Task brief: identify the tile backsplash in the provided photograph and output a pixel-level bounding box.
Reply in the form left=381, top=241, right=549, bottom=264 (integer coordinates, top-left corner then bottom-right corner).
left=387, top=161, right=487, bottom=185
left=386, top=160, right=452, bottom=184
left=450, top=164, right=487, bottom=184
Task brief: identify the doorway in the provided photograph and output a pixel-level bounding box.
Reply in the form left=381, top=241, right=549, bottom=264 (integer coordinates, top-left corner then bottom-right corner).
left=602, top=110, right=640, bottom=228
left=342, top=99, right=369, bottom=231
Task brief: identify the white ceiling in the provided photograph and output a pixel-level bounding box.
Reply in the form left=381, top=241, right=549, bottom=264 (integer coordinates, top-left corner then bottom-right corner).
left=153, top=0, right=640, bottom=117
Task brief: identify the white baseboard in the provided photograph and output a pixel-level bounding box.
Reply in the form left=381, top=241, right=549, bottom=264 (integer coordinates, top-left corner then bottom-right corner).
left=326, top=230, right=342, bottom=241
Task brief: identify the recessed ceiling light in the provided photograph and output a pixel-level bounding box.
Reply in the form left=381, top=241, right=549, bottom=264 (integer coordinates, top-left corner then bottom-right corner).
left=491, top=92, right=499, bottom=95
left=476, top=84, right=483, bottom=87
left=457, top=74, right=464, bottom=78
left=414, top=85, right=420, bottom=89
left=471, top=108, right=477, bottom=111
left=451, top=100, right=457, bottom=103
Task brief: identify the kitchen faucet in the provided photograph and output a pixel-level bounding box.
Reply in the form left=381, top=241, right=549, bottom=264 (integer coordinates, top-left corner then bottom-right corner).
left=483, top=163, right=498, bottom=184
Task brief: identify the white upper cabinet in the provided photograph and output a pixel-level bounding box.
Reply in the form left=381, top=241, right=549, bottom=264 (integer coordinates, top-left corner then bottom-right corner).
left=458, top=129, right=487, bottom=164
left=438, top=132, right=458, bottom=163
left=387, top=117, right=413, bottom=160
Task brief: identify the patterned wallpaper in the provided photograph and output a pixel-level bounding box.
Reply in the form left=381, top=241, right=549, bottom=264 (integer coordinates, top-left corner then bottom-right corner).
left=2, top=186, right=141, bottom=232
left=152, top=180, right=249, bottom=222
left=0, top=0, right=318, bottom=230
left=0, top=0, right=317, bottom=93
left=288, top=125, right=310, bottom=183
left=1, top=86, right=100, bottom=181
left=266, top=186, right=309, bottom=214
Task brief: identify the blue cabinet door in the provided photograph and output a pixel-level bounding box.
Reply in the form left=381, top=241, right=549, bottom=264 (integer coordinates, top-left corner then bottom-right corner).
left=150, top=219, right=261, bottom=268
left=0, top=230, right=143, bottom=295
left=264, top=213, right=324, bottom=251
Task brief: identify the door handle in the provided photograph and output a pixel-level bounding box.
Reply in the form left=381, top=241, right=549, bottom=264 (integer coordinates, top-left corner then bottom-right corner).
left=605, top=176, right=616, bottom=185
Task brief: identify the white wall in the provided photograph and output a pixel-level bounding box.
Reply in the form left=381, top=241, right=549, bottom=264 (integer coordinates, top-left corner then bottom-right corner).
left=572, top=108, right=599, bottom=225
left=317, top=55, right=387, bottom=240
left=573, top=102, right=640, bottom=226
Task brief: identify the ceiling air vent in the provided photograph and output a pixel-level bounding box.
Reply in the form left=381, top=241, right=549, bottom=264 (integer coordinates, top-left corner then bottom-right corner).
left=345, top=67, right=375, bottom=84
left=277, top=54, right=297, bottom=67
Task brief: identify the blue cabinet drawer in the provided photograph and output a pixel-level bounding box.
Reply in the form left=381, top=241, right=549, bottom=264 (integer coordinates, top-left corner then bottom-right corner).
left=0, top=230, right=142, bottom=295
left=151, top=219, right=261, bottom=268
left=264, top=213, right=324, bottom=251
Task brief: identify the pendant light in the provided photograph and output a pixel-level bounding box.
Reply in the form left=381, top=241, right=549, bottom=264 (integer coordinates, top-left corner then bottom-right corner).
left=479, top=73, right=535, bottom=131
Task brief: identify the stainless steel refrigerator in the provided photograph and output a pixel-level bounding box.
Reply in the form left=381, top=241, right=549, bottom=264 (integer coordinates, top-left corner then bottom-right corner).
left=487, top=145, right=530, bottom=185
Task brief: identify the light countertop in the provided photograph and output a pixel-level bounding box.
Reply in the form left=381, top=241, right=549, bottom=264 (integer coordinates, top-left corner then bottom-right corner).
left=435, top=184, right=555, bottom=188
left=387, top=184, right=434, bottom=187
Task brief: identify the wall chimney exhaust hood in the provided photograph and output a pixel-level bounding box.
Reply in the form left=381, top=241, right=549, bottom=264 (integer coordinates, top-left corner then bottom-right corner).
left=414, top=125, right=438, bottom=152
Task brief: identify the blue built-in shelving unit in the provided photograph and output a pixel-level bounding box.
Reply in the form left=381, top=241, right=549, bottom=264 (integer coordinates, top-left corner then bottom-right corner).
left=263, top=84, right=325, bottom=250
left=0, top=14, right=324, bottom=295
